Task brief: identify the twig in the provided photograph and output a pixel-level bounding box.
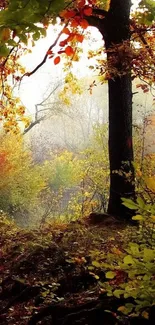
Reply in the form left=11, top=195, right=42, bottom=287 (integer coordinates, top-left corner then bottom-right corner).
left=20, top=23, right=68, bottom=83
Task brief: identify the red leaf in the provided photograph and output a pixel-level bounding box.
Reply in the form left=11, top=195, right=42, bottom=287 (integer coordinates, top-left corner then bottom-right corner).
left=70, top=19, right=79, bottom=28
left=75, top=34, right=84, bottom=43
left=47, top=49, right=53, bottom=55
left=62, top=27, right=70, bottom=35
left=60, top=9, right=76, bottom=19
left=65, top=46, right=74, bottom=56
left=83, top=6, right=92, bottom=16
left=77, top=0, right=86, bottom=7
left=59, top=40, right=67, bottom=47
left=65, top=34, right=75, bottom=42
left=80, top=19, right=89, bottom=29
left=54, top=56, right=61, bottom=65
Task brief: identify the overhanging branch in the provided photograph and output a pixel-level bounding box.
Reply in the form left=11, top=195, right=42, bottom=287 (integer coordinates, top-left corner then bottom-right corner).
left=20, top=23, right=68, bottom=81
left=20, top=7, right=108, bottom=80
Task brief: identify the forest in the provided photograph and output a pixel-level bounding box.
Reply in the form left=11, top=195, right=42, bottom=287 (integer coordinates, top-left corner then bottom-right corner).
left=0, top=0, right=155, bottom=324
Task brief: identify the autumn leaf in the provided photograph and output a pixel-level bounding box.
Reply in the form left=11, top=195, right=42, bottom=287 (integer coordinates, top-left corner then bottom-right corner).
left=54, top=56, right=61, bottom=65
left=1, top=28, right=10, bottom=41
left=59, top=40, right=67, bottom=47
left=77, top=0, right=86, bottom=7
left=70, top=19, right=79, bottom=28
left=83, top=6, right=92, bottom=16
left=80, top=19, right=89, bottom=29
left=75, top=34, right=84, bottom=43
left=65, top=46, right=74, bottom=56
left=145, top=176, right=155, bottom=192
left=72, top=53, right=79, bottom=61
left=65, top=34, right=75, bottom=43
left=60, top=9, right=76, bottom=19
left=62, top=27, right=70, bottom=35
left=42, top=17, right=49, bottom=28
left=47, top=49, right=53, bottom=55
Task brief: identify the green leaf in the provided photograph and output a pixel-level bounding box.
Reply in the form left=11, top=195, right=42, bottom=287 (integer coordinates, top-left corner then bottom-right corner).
left=143, top=274, right=151, bottom=281
left=0, top=44, right=10, bottom=56
left=143, top=248, right=155, bottom=262
left=136, top=197, right=145, bottom=209
left=105, top=271, right=116, bottom=279
left=113, top=289, right=124, bottom=298
left=92, top=261, right=101, bottom=268
left=122, top=198, right=138, bottom=210
left=125, top=303, right=135, bottom=313
left=129, top=243, right=140, bottom=256
left=132, top=215, right=145, bottom=221
left=123, top=255, right=135, bottom=265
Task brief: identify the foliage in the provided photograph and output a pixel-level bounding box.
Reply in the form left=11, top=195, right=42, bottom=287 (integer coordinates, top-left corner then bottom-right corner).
left=42, top=124, right=109, bottom=220
left=86, top=175, right=155, bottom=317
left=69, top=123, right=109, bottom=217
left=0, top=133, right=46, bottom=218
left=0, top=209, right=135, bottom=324
left=1, top=204, right=154, bottom=323
left=44, top=150, right=79, bottom=191
left=0, top=45, right=32, bottom=133
left=0, top=0, right=65, bottom=51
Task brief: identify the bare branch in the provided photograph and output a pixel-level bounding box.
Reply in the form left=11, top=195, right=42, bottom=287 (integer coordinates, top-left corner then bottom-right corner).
left=20, top=23, right=68, bottom=82
left=23, top=116, right=44, bottom=134
left=23, top=81, right=63, bottom=134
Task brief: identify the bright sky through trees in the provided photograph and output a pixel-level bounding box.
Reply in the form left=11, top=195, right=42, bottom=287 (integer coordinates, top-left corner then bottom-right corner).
left=17, top=0, right=144, bottom=115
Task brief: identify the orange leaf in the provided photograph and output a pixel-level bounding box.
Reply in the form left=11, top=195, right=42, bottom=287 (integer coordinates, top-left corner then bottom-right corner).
left=1, top=28, right=10, bottom=41
left=80, top=19, right=89, bottom=29
left=60, top=9, right=76, bottom=19
left=65, top=46, right=74, bottom=56
left=62, top=27, right=70, bottom=35
left=75, top=34, right=84, bottom=43
left=54, top=56, right=61, bottom=65
left=83, top=6, right=92, bottom=16
left=66, top=34, right=75, bottom=42
left=59, top=39, right=67, bottom=47
left=70, top=19, right=79, bottom=28
left=77, top=0, right=86, bottom=7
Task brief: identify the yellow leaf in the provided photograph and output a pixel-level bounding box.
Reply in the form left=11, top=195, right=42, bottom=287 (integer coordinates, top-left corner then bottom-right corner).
left=142, top=311, right=149, bottom=319
left=145, top=176, right=155, bottom=192
left=111, top=247, right=122, bottom=255
left=118, top=306, right=127, bottom=313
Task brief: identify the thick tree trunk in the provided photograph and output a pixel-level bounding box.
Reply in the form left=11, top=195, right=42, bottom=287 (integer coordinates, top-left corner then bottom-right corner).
left=108, top=75, right=135, bottom=218
left=99, top=0, right=135, bottom=218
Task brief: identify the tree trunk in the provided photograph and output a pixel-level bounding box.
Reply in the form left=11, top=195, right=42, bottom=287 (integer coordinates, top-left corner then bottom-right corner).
left=108, top=75, right=135, bottom=218
left=99, top=0, right=135, bottom=218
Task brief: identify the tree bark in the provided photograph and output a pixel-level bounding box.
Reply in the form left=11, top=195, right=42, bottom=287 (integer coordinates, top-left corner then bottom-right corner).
left=99, top=0, right=135, bottom=218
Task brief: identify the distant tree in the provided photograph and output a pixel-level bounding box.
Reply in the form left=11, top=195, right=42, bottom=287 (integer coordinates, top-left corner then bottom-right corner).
left=0, top=133, right=46, bottom=223
left=23, top=81, right=63, bottom=134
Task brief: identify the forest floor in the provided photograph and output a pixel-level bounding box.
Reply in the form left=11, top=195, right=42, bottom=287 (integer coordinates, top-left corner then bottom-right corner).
left=0, top=213, right=154, bottom=325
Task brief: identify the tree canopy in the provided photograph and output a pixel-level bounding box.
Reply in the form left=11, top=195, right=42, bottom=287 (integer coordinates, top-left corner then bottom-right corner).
left=0, top=0, right=154, bottom=130
left=0, top=0, right=154, bottom=218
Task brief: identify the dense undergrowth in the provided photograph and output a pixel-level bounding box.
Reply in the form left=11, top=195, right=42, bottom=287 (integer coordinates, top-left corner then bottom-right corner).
left=0, top=209, right=155, bottom=325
